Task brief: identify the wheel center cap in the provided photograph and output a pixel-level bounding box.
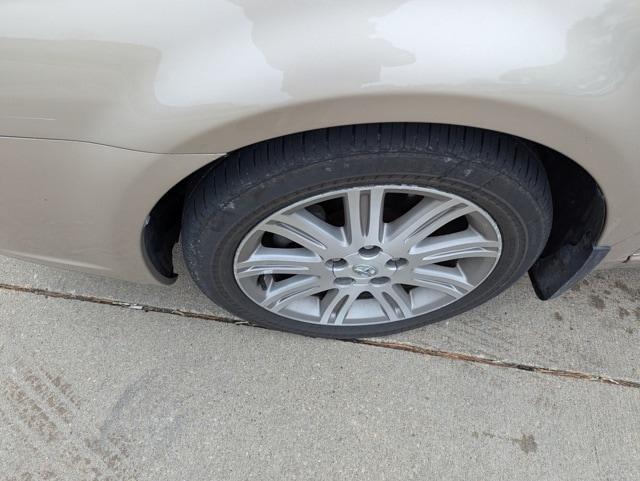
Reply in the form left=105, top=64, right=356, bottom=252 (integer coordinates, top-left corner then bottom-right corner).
left=352, top=264, right=377, bottom=277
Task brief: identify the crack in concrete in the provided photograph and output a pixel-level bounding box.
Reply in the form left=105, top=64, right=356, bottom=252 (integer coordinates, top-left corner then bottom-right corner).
left=349, top=339, right=640, bottom=389
left=1, top=282, right=638, bottom=390
left=0, top=282, right=247, bottom=325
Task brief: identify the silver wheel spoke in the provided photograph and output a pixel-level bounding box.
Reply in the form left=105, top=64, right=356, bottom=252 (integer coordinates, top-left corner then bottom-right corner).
left=408, top=265, right=474, bottom=299
left=235, top=184, right=502, bottom=326
left=235, top=247, right=324, bottom=279
left=410, top=229, right=500, bottom=265
left=261, top=275, right=330, bottom=311
left=370, top=285, right=413, bottom=321
left=344, top=187, right=385, bottom=247
left=386, top=198, right=474, bottom=250
left=319, top=289, right=359, bottom=325
left=263, top=209, right=345, bottom=255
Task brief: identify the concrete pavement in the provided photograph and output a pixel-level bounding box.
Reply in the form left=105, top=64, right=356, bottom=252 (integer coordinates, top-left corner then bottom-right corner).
left=0, top=251, right=639, bottom=480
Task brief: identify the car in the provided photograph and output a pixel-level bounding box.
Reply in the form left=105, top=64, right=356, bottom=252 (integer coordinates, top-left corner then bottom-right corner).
left=1, top=0, right=639, bottom=338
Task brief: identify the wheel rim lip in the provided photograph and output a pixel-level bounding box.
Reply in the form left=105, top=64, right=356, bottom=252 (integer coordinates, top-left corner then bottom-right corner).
left=233, top=184, right=503, bottom=327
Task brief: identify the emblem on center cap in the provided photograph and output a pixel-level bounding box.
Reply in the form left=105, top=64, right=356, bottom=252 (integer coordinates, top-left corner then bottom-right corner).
left=352, top=265, right=377, bottom=277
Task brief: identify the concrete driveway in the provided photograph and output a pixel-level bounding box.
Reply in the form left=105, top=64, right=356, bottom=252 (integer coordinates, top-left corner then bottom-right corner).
left=0, top=250, right=639, bottom=481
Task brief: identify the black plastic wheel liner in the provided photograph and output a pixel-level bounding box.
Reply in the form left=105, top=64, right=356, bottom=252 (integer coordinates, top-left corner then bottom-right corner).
left=529, top=185, right=608, bottom=300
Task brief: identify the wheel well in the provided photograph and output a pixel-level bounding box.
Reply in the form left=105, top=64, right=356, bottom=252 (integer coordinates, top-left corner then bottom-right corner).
left=534, top=145, right=605, bottom=260
left=529, top=144, right=607, bottom=299
left=143, top=162, right=215, bottom=278
left=144, top=123, right=606, bottom=281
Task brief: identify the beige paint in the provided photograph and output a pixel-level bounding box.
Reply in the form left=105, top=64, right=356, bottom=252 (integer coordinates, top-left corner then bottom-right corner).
left=0, top=0, right=639, bottom=282
left=0, top=138, right=218, bottom=283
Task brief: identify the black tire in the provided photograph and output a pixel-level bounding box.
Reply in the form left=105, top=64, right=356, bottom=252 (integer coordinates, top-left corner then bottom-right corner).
left=181, top=123, right=552, bottom=338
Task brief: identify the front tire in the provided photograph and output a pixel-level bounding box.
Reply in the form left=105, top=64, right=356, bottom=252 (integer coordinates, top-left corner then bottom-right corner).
left=181, top=124, right=552, bottom=338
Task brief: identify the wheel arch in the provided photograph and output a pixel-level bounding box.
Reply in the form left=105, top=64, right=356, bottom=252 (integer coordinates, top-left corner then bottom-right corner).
left=145, top=121, right=608, bottom=298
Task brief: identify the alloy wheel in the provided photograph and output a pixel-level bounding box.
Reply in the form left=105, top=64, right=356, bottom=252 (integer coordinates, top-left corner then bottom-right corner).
left=233, top=185, right=502, bottom=326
